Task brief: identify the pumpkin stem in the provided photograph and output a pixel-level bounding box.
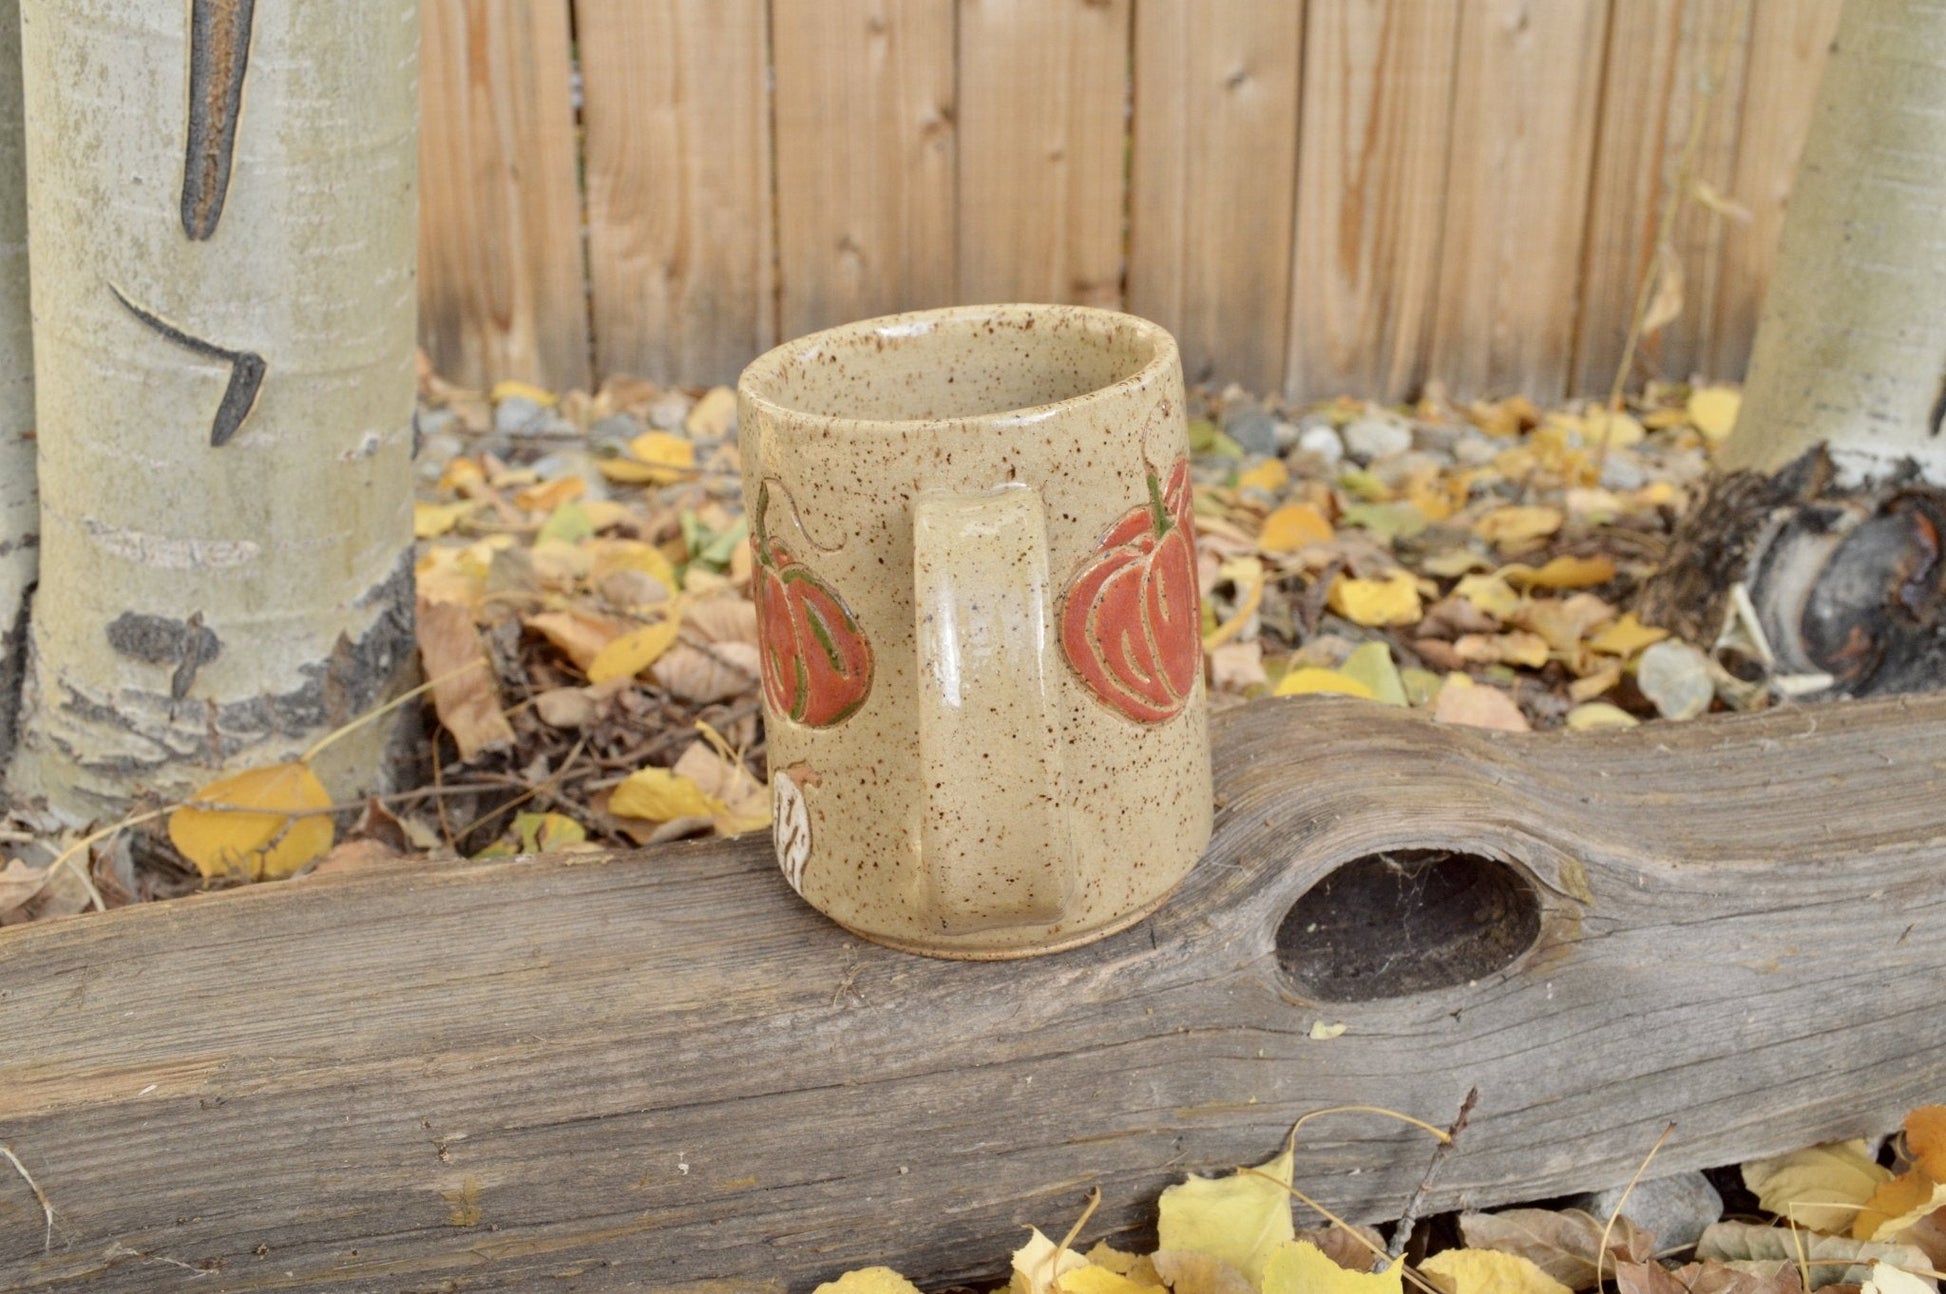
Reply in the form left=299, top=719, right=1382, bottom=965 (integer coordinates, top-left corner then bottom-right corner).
left=1147, top=471, right=1172, bottom=537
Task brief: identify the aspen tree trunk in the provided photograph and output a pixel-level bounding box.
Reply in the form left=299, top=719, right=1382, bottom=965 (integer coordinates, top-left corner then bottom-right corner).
left=1645, top=0, right=1946, bottom=696
left=0, top=0, right=34, bottom=771
left=7, top=1, right=421, bottom=819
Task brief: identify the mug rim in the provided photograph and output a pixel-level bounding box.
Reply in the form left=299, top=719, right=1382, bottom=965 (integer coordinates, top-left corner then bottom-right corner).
left=738, top=303, right=1180, bottom=434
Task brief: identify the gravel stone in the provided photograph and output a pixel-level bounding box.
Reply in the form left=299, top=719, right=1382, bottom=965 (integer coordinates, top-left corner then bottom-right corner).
left=1343, top=416, right=1413, bottom=463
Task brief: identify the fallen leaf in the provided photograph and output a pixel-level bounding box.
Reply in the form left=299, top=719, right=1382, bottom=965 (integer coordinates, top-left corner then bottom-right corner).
left=587, top=617, right=683, bottom=684
left=609, top=767, right=727, bottom=823
left=1585, top=406, right=1647, bottom=449
left=513, top=476, right=585, bottom=513
left=685, top=386, right=738, bottom=438
left=1566, top=701, right=1638, bottom=731
left=815, top=1269, right=924, bottom=1294
left=592, top=538, right=681, bottom=594
left=1293, top=1225, right=1388, bottom=1274
left=0, top=857, right=51, bottom=917
left=1689, top=386, right=1741, bottom=441
left=1274, top=668, right=1376, bottom=701
left=1329, top=571, right=1423, bottom=627
left=1519, top=594, right=1616, bottom=653
left=1085, top=1243, right=1163, bottom=1286
left=1588, top=613, right=1670, bottom=658
left=170, top=763, right=335, bottom=881
left=673, top=739, right=770, bottom=836
left=628, top=430, right=700, bottom=485
left=1260, top=1240, right=1401, bottom=1293
left=1456, top=574, right=1522, bottom=621
left=1209, top=640, right=1269, bottom=691
left=1862, top=1263, right=1934, bottom=1294
left=1339, top=641, right=1407, bottom=706
left=416, top=599, right=514, bottom=760
left=525, top=610, right=629, bottom=672
left=1570, top=663, right=1624, bottom=702
left=413, top=501, right=470, bottom=538
left=1339, top=502, right=1428, bottom=541
left=1613, top=1260, right=1802, bottom=1294
left=1309, top=1021, right=1347, bottom=1040
left=1453, top=631, right=1551, bottom=669
left=1058, top=1266, right=1156, bottom=1294
left=1432, top=674, right=1530, bottom=732
left=1148, top=1251, right=1255, bottom=1294
left=1260, top=503, right=1335, bottom=553
left=1744, top=1141, right=1893, bottom=1235
left=1698, top=1220, right=1931, bottom=1288
left=1907, top=1108, right=1946, bottom=1180
left=1475, top=505, right=1564, bottom=548
left=490, top=379, right=554, bottom=406
left=1156, top=1144, right=1295, bottom=1286
left=1419, top=1248, right=1572, bottom=1294
left=1460, top=1207, right=1655, bottom=1289
left=1238, top=459, right=1291, bottom=493
left=1856, top=1173, right=1946, bottom=1244
left=1501, top=555, right=1618, bottom=590
left=536, top=501, right=594, bottom=546
left=1014, top=1229, right=1091, bottom=1294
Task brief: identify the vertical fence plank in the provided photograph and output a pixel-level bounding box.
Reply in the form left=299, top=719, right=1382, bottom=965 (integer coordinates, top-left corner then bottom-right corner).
left=957, top=0, right=1130, bottom=309
left=418, top=0, right=589, bottom=392
left=1571, top=0, right=1752, bottom=397
left=1285, top=0, right=1460, bottom=404
left=1704, top=0, right=1840, bottom=382
left=1429, top=0, right=1610, bottom=401
left=773, top=0, right=956, bottom=340
left=1128, top=0, right=1303, bottom=392
left=577, top=0, right=774, bottom=386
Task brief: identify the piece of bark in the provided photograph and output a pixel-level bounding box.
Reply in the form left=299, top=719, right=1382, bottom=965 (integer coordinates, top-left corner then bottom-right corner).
left=1, top=695, right=1944, bottom=1290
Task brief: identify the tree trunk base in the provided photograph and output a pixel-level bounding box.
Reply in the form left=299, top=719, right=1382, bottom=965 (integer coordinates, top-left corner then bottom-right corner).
left=1642, top=445, right=1946, bottom=696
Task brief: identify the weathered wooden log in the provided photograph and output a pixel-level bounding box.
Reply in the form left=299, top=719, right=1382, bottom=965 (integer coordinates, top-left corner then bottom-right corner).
left=3, top=694, right=1944, bottom=1292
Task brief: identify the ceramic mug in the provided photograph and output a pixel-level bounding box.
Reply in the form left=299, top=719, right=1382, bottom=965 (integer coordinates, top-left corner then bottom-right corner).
left=737, top=304, right=1213, bottom=958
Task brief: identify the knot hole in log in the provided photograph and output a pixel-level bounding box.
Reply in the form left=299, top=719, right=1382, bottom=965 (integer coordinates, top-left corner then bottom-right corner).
left=1275, top=849, right=1542, bottom=1002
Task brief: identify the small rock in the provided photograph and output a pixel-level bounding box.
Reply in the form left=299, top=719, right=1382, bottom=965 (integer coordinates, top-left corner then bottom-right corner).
left=648, top=391, right=692, bottom=430
left=1272, top=419, right=1302, bottom=451
left=1372, top=449, right=1451, bottom=489
left=589, top=412, right=641, bottom=454
left=414, top=431, right=465, bottom=483
left=1294, top=421, right=1344, bottom=466
left=1637, top=639, right=1714, bottom=720
left=1342, top=416, right=1413, bottom=464
left=417, top=407, right=458, bottom=439
left=532, top=450, right=609, bottom=500
left=1574, top=1172, right=1722, bottom=1252
left=685, top=386, right=738, bottom=439
left=1412, top=421, right=1464, bottom=454
left=1599, top=452, right=1646, bottom=492
left=493, top=395, right=548, bottom=438
left=1224, top=404, right=1281, bottom=456
left=1452, top=432, right=1499, bottom=467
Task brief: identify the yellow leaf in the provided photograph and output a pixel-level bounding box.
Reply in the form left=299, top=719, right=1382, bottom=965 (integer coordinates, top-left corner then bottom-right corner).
left=1274, top=668, right=1376, bottom=701
left=593, top=539, right=680, bottom=593
left=525, top=610, right=628, bottom=671
left=815, top=1270, right=924, bottom=1294
left=1328, top=571, right=1422, bottom=627
left=1156, top=1144, right=1294, bottom=1287
left=1261, top=1240, right=1400, bottom=1294
left=1419, top=1249, right=1572, bottom=1294
left=491, top=379, right=555, bottom=406
left=1057, top=1266, right=1155, bottom=1294
left=1456, top=574, right=1521, bottom=621
left=1565, top=702, right=1638, bottom=731
left=1259, top=503, right=1334, bottom=553
left=1500, top=556, right=1617, bottom=590
left=1237, top=459, right=1290, bottom=493
left=1086, top=1244, right=1164, bottom=1286
left=609, top=767, right=727, bottom=823
left=1583, top=406, right=1645, bottom=448
left=413, top=501, right=470, bottom=539
left=169, top=763, right=335, bottom=881
left=1908, top=1106, right=1946, bottom=1180
left=1586, top=613, right=1669, bottom=658
left=1688, top=385, right=1741, bottom=440
left=1339, top=642, right=1406, bottom=706
left=629, top=430, right=698, bottom=470
left=587, top=618, right=683, bottom=684
left=1309, top=1021, right=1347, bottom=1040
left=1744, top=1140, right=1892, bottom=1235
left=1453, top=631, right=1551, bottom=669
left=1475, top=506, right=1563, bottom=548
left=513, top=476, right=585, bottom=513
left=1013, top=1229, right=1090, bottom=1294
left=599, top=457, right=678, bottom=484
left=1855, top=1169, right=1946, bottom=1242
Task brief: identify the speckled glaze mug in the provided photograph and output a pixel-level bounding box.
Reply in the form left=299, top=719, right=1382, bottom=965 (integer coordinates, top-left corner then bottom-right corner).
left=737, top=304, right=1213, bottom=958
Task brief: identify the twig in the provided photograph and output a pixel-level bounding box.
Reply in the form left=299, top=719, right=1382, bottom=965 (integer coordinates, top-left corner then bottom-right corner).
left=1597, top=1122, right=1676, bottom=1289
left=1385, top=1086, right=1478, bottom=1261
left=2, top=1142, right=55, bottom=1254
left=447, top=734, right=590, bottom=844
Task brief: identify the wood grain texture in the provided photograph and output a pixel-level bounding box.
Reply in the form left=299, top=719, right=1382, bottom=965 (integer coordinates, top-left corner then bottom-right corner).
left=772, top=0, right=957, bottom=341
left=1571, top=0, right=1753, bottom=396
left=4, top=695, right=1944, bottom=1290
left=1703, top=0, right=1841, bottom=382
left=577, top=0, right=774, bottom=386
left=1429, top=0, right=1610, bottom=402
left=417, top=0, right=590, bottom=391
left=1284, top=0, right=1460, bottom=404
left=957, top=0, right=1129, bottom=309
left=1128, top=0, right=1303, bottom=391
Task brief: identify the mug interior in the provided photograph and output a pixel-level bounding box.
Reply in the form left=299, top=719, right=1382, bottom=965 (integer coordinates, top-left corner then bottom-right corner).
left=741, top=307, right=1166, bottom=424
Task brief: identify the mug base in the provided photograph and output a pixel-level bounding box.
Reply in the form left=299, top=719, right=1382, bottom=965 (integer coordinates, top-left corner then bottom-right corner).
left=828, top=881, right=1185, bottom=961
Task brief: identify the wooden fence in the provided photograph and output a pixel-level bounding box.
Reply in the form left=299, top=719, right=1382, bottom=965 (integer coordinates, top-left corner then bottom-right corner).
left=416, top=0, right=1840, bottom=403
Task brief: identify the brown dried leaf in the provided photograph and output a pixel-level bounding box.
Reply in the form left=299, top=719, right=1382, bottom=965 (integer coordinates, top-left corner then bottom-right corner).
left=0, top=857, right=51, bottom=918
left=1614, top=1260, right=1802, bottom=1294
left=1419, top=596, right=1502, bottom=641
left=1292, top=1225, right=1387, bottom=1275
left=417, top=599, right=515, bottom=760
left=525, top=609, right=629, bottom=672
left=1460, top=1207, right=1655, bottom=1289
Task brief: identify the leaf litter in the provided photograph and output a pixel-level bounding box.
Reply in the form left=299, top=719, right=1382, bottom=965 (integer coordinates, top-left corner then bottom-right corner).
left=1, top=369, right=1932, bottom=1288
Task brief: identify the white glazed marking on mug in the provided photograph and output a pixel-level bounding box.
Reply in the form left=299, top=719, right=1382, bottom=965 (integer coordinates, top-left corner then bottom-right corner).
left=773, top=770, right=811, bottom=894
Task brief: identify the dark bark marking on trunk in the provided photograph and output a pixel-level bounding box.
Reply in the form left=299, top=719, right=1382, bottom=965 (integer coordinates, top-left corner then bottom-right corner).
left=181, top=0, right=256, bottom=242
left=0, top=532, right=36, bottom=558
left=105, top=611, right=222, bottom=672
left=1930, top=357, right=1946, bottom=438
left=0, top=573, right=34, bottom=764
left=111, top=284, right=266, bottom=446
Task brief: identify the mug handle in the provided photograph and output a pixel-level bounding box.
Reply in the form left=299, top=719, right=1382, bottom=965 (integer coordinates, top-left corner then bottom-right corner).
left=913, top=485, right=1076, bottom=932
